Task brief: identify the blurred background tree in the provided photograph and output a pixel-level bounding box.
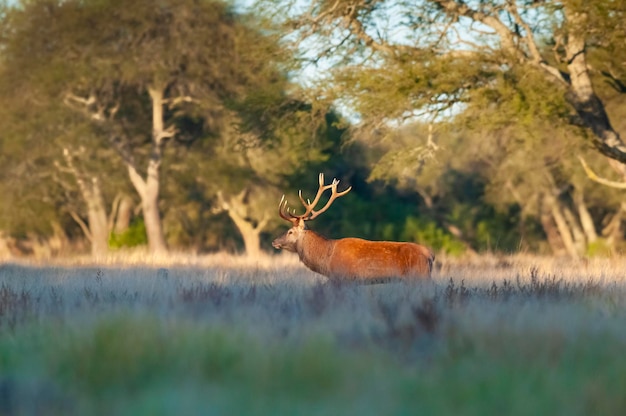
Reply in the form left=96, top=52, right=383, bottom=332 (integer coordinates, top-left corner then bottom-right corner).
left=0, top=0, right=333, bottom=256
left=0, top=0, right=624, bottom=258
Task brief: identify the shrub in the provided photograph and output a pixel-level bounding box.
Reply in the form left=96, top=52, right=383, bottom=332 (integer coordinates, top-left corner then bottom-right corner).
left=109, top=218, right=148, bottom=249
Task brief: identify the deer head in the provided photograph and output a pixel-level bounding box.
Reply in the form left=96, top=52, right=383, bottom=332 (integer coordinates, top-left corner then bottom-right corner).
left=272, top=173, right=351, bottom=252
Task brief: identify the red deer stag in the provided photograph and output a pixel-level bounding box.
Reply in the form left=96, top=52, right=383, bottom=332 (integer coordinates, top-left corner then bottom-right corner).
left=272, top=174, right=435, bottom=282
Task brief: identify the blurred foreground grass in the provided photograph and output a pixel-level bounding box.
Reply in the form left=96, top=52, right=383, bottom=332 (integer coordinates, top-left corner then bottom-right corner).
left=1, top=254, right=626, bottom=415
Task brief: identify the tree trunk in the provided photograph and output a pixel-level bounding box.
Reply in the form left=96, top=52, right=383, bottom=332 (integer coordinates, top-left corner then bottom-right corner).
left=86, top=178, right=109, bottom=257
left=551, top=205, right=579, bottom=258
left=563, top=9, right=626, bottom=164
left=48, top=221, right=69, bottom=256
left=0, top=232, right=13, bottom=259
left=217, top=190, right=269, bottom=257
left=62, top=149, right=109, bottom=257
left=574, top=192, right=598, bottom=244
left=142, top=174, right=167, bottom=254
left=543, top=193, right=579, bottom=257
left=146, top=86, right=168, bottom=254
left=113, top=194, right=134, bottom=234
left=226, top=210, right=263, bottom=257
left=561, top=204, right=586, bottom=255
left=126, top=85, right=169, bottom=254
left=602, top=203, right=625, bottom=248
left=540, top=197, right=566, bottom=256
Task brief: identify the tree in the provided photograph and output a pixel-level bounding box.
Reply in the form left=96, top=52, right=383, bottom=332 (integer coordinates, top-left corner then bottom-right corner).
left=269, top=0, right=625, bottom=163
left=0, top=66, right=135, bottom=256
left=369, top=67, right=624, bottom=256
left=1, top=0, right=288, bottom=254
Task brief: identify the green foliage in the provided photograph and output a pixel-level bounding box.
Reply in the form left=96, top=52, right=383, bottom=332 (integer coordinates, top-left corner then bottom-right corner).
left=400, top=216, right=466, bottom=256
left=301, top=166, right=531, bottom=255
left=329, top=50, right=497, bottom=127
left=109, top=219, right=148, bottom=249
left=585, top=239, right=614, bottom=258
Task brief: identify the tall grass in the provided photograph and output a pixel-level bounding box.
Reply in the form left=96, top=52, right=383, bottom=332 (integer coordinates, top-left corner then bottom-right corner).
left=1, top=253, right=626, bottom=415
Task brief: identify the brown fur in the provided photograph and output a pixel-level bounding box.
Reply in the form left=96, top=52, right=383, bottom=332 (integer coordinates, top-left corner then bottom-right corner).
left=272, top=223, right=434, bottom=281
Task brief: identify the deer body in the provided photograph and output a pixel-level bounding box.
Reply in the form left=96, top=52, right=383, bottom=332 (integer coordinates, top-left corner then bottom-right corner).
left=295, top=231, right=433, bottom=280
left=272, top=174, right=435, bottom=281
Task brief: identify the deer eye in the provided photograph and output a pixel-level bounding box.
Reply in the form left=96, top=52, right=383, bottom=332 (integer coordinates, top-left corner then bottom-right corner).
left=288, top=230, right=294, bottom=235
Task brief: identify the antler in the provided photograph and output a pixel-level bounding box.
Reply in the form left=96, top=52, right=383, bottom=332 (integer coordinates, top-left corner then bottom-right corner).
left=304, top=174, right=352, bottom=220
left=277, top=173, right=352, bottom=223
left=278, top=195, right=298, bottom=224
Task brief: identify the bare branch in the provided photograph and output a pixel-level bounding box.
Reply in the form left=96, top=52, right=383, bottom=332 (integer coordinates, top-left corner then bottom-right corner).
left=61, top=147, right=90, bottom=199
left=69, top=210, right=93, bottom=242
left=64, top=92, right=96, bottom=107
left=158, top=125, right=178, bottom=141
left=109, top=101, right=121, bottom=119
left=164, top=95, right=200, bottom=108
left=310, top=0, right=341, bottom=28
left=434, top=0, right=568, bottom=86
left=578, top=156, right=626, bottom=189
left=343, top=11, right=397, bottom=56
left=505, top=1, right=542, bottom=62
left=431, top=0, right=520, bottom=56
left=448, top=26, right=491, bottom=52
left=64, top=91, right=121, bottom=121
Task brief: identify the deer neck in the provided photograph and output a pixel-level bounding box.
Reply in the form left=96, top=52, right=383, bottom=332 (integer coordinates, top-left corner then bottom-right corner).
left=296, top=230, right=335, bottom=276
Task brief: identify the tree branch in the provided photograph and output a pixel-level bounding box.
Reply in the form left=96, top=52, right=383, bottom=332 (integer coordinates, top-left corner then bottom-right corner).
left=157, top=125, right=178, bottom=142
left=505, top=1, right=541, bottom=62
left=343, top=11, right=397, bottom=56
left=69, top=210, right=93, bottom=242
left=106, top=133, right=140, bottom=173
left=578, top=156, right=626, bottom=189
left=60, top=147, right=90, bottom=200
left=108, top=193, right=123, bottom=233
left=434, top=0, right=568, bottom=86
left=164, top=95, right=200, bottom=108
left=64, top=92, right=96, bottom=107
left=63, top=91, right=119, bottom=122
left=127, top=164, right=147, bottom=200
left=431, top=0, right=520, bottom=56
left=254, top=213, right=271, bottom=232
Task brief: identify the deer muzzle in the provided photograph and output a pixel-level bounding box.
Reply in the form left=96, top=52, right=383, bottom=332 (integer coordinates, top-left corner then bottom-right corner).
left=272, top=238, right=283, bottom=249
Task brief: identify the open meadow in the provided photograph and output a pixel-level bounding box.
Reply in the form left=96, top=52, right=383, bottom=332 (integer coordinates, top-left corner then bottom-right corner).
left=1, top=253, right=626, bottom=415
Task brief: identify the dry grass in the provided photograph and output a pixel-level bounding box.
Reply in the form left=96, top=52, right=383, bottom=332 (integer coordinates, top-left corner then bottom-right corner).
left=1, top=253, right=626, bottom=415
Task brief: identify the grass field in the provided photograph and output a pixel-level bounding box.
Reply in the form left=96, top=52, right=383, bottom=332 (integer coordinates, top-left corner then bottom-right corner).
left=1, top=253, right=626, bottom=415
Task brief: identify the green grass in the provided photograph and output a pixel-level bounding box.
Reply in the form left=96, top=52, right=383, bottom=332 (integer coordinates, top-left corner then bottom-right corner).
left=1, top=256, right=626, bottom=415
